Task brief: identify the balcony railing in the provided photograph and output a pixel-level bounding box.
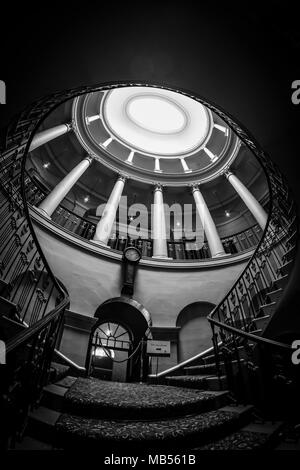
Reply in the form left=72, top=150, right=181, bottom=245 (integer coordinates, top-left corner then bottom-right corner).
left=24, top=171, right=263, bottom=261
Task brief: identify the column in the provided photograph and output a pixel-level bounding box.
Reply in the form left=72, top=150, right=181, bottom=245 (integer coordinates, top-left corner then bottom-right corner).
left=192, top=184, right=226, bottom=257
left=225, top=170, right=267, bottom=230
left=29, top=123, right=72, bottom=152
left=93, top=175, right=126, bottom=245
left=37, top=156, right=93, bottom=218
left=152, top=185, right=169, bottom=259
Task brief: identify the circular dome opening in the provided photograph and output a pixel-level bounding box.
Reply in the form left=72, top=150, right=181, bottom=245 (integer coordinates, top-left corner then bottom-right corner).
left=126, top=95, right=187, bottom=134
left=102, top=87, right=211, bottom=156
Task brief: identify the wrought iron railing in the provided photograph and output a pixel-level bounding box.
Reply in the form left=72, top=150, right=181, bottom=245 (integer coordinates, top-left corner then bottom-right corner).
left=206, top=106, right=299, bottom=414
left=0, top=82, right=299, bottom=446
left=0, top=95, right=74, bottom=448
left=24, top=170, right=263, bottom=260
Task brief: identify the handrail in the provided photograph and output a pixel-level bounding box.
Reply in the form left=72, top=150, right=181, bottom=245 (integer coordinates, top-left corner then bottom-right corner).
left=148, top=345, right=215, bottom=379
left=207, top=318, right=292, bottom=351
left=6, top=299, right=69, bottom=354
left=53, top=349, right=86, bottom=373
left=207, top=172, right=297, bottom=336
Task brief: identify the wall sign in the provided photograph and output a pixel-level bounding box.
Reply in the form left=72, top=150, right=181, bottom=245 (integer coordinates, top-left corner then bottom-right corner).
left=146, top=340, right=171, bottom=357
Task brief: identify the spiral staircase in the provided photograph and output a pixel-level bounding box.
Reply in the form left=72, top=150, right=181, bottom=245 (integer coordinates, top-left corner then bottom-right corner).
left=0, top=83, right=299, bottom=451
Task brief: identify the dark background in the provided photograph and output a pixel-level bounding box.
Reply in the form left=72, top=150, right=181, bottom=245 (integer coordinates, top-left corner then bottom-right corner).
left=0, top=1, right=299, bottom=196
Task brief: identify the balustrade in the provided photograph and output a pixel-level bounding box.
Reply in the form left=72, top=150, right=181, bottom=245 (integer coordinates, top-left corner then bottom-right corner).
left=23, top=171, right=263, bottom=261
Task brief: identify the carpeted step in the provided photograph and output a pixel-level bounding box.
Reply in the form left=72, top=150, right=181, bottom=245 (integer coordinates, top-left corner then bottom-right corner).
left=165, top=374, right=227, bottom=391
left=62, top=378, right=229, bottom=419
left=54, top=404, right=253, bottom=450
left=196, top=420, right=283, bottom=450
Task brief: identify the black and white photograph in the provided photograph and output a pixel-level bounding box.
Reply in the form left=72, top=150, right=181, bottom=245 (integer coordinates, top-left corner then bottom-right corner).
left=0, top=1, right=300, bottom=459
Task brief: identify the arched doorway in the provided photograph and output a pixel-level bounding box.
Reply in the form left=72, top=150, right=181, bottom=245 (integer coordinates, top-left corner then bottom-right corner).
left=86, top=297, right=152, bottom=382
left=176, top=302, right=215, bottom=362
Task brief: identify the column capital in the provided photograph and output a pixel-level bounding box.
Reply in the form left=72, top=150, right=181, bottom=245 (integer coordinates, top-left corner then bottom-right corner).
left=153, top=183, right=164, bottom=192
left=85, top=155, right=94, bottom=165
left=116, top=173, right=128, bottom=183
left=223, top=168, right=233, bottom=179
left=189, top=183, right=200, bottom=193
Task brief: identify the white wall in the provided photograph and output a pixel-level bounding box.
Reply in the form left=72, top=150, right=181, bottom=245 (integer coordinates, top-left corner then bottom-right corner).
left=33, top=221, right=248, bottom=328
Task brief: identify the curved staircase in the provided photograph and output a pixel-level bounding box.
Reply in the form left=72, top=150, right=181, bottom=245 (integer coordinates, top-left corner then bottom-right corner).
left=1, top=82, right=299, bottom=451
left=21, top=376, right=281, bottom=451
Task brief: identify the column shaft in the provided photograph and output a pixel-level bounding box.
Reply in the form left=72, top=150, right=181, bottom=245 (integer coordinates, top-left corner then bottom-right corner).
left=225, top=171, right=267, bottom=230
left=93, top=176, right=126, bottom=245
left=30, top=123, right=72, bottom=152
left=38, top=156, right=92, bottom=217
left=192, top=186, right=226, bottom=257
left=152, top=186, right=169, bottom=258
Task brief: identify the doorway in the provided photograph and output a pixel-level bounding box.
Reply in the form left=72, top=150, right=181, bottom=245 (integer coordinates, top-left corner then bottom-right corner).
left=176, top=301, right=216, bottom=362
left=86, top=296, right=152, bottom=382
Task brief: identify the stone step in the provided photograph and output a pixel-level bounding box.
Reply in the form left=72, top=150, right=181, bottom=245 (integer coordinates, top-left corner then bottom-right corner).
left=184, top=364, right=218, bottom=375
left=0, top=315, right=26, bottom=341
left=28, top=406, right=61, bottom=443
left=41, top=383, right=68, bottom=412
left=278, top=260, right=293, bottom=277
left=49, top=362, right=71, bottom=383
left=203, top=345, right=250, bottom=365
left=203, top=353, right=224, bottom=365
left=54, top=404, right=253, bottom=450
left=0, top=279, right=10, bottom=298
left=259, top=302, right=276, bottom=317
left=252, top=315, right=270, bottom=330
left=14, top=436, right=53, bottom=451
left=286, top=215, right=297, bottom=232
left=285, top=230, right=298, bottom=247
left=55, top=375, right=77, bottom=389
left=0, top=296, right=18, bottom=320
left=248, top=329, right=262, bottom=336
left=184, top=359, right=244, bottom=376
left=267, top=288, right=282, bottom=304
left=272, top=275, right=288, bottom=290
left=165, top=374, right=228, bottom=391
left=281, top=245, right=296, bottom=263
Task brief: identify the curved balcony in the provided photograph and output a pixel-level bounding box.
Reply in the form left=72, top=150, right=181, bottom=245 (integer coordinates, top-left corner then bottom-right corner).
left=24, top=171, right=264, bottom=263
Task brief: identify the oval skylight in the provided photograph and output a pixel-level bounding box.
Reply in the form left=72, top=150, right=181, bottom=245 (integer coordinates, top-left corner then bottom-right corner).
left=126, top=95, right=187, bottom=134
left=102, top=87, right=211, bottom=156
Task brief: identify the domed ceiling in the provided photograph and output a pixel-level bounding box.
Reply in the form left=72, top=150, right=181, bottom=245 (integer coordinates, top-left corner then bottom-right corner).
left=72, top=86, right=240, bottom=185
left=27, top=85, right=269, bottom=235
